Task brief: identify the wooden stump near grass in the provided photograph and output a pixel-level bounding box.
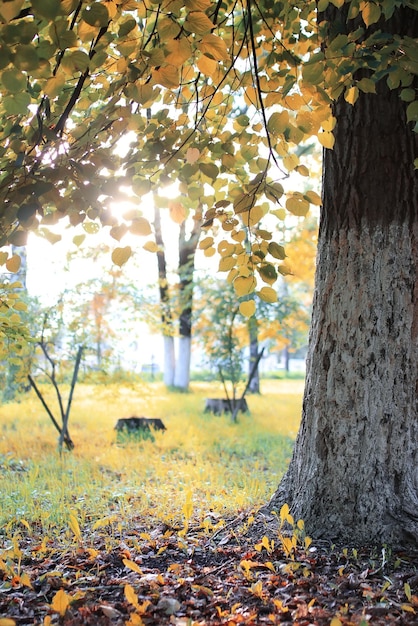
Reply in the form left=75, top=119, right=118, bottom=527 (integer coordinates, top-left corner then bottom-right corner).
left=204, top=398, right=249, bottom=415
left=115, top=417, right=166, bottom=442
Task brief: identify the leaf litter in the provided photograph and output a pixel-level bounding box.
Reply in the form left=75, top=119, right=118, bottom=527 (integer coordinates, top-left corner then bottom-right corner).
left=1, top=510, right=418, bottom=625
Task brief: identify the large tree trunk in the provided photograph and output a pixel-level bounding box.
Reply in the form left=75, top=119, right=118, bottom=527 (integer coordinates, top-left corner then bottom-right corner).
left=267, top=65, right=418, bottom=543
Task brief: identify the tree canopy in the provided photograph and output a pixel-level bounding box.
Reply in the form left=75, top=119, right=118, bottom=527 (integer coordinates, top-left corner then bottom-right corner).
left=0, top=0, right=416, bottom=351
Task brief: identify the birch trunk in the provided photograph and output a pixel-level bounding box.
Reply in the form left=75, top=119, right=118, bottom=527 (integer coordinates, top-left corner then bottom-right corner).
left=267, top=66, right=418, bottom=545
left=163, top=335, right=175, bottom=387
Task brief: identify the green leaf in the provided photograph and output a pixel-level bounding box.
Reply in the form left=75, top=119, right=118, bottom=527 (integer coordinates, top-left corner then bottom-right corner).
left=267, top=111, right=289, bottom=135
left=400, top=89, right=415, bottom=103
left=268, top=242, right=286, bottom=260
left=62, top=50, right=90, bottom=74
left=258, top=263, right=278, bottom=285
left=1, top=69, right=26, bottom=93
left=82, top=3, right=109, bottom=27
left=199, top=162, right=219, bottom=181
left=302, top=52, right=325, bottom=85
left=49, top=20, right=78, bottom=49
left=406, top=101, right=418, bottom=124
left=31, top=0, right=62, bottom=20
left=118, top=17, right=137, bottom=37
left=13, top=44, right=39, bottom=71
left=357, top=77, right=376, bottom=94
left=3, top=92, right=31, bottom=115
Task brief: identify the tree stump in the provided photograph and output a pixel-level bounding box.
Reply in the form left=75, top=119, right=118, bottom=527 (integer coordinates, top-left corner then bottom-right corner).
left=115, top=417, right=166, bottom=441
left=204, top=398, right=249, bottom=415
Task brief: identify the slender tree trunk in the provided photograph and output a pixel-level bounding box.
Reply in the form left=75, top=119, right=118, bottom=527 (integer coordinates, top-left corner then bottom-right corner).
left=173, top=213, right=201, bottom=390
left=163, top=335, right=175, bottom=387
left=154, top=204, right=176, bottom=387
left=283, top=346, right=290, bottom=373
left=248, top=315, right=260, bottom=393
left=267, top=51, right=418, bottom=543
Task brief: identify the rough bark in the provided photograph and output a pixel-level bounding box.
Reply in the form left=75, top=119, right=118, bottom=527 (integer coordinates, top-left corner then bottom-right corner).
left=267, top=70, right=418, bottom=544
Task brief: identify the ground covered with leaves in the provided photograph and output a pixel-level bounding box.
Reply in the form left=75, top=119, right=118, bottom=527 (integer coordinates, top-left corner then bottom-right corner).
left=1, top=510, right=418, bottom=626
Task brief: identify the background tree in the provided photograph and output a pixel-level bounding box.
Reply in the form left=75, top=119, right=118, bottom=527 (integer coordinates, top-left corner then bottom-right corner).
left=153, top=196, right=202, bottom=390
left=194, top=278, right=247, bottom=397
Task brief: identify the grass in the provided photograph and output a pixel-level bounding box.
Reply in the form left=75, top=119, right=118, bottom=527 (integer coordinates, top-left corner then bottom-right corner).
left=0, top=379, right=303, bottom=541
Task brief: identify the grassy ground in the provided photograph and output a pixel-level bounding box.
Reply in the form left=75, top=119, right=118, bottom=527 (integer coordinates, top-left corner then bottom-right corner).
left=0, top=379, right=303, bottom=539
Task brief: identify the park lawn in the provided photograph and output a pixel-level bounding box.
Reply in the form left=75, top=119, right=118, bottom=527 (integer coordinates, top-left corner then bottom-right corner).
left=0, top=379, right=303, bottom=535
left=1, top=379, right=417, bottom=625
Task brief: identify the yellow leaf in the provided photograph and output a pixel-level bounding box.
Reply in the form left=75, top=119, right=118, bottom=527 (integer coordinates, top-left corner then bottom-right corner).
left=129, top=217, right=152, bottom=236
left=330, top=618, right=343, bottom=626
left=165, top=38, right=193, bottom=65
left=345, top=85, right=359, bottom=105
left=19, top=572, right=33, bottom=588
left=112, top=246, right=132, bottom=267
left=143, top=241, right=159, bottom=253
left=197, top=54, right=217, bottom=77
left=169, top=202, right=186, bottom=224
left=199, top=236, right=214, bottom=249
left=0, top=0, right=24, bottom=23
left=51, top=589, right=70, bottom=617
left=279, top=503, right=292, bottom=524
left=401, top=604, right=416, bottom=613
left=218, top=256, right=236, bottom=271
left=240, top=205, right=264, bottom=228
left=43, top=73, right=66, bottom=99
left=198, top=34, right=229, bottom=61
left=0, top=251, right=8, bottom=265
left=361, top=2, right=381, bottom=26
left=283, top=153, right=299, bottom=171
left=5, top=255, right=21, bottom=273
left=258, top=286, right=277, bottom=303
left=69, top=513, right=82, bottom=541
left=267, top=111, right=289, bottom=135
left=234, top=275, right=256, bottom=297
left=317, top=131, right=335, bottom=149
left=286, top=195, right=310, bottom=217
left=239, top=300, right=256, bottom=317
left=184, top=11, right=214, bottom=34
left=304, top=190, right=322, bottom=206
left=124, top=583, right=139, bottom=609
left=182, top=489, right=193, bottom=520
left=13, top=300, right=28, bottom=311
left=123, top=558, right=143, bottom=575
left=152, top=65, right=180, bottom=89
left=0, top=619, right=17, bottom=626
